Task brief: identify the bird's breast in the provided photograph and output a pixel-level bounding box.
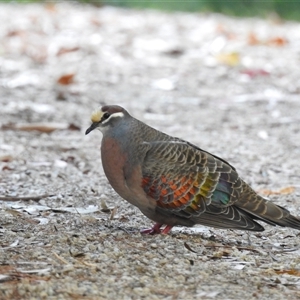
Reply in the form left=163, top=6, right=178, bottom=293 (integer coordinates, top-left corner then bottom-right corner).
left=101, top=137, right=152, bottom=210
left=101, top=137, right=128, bottom=194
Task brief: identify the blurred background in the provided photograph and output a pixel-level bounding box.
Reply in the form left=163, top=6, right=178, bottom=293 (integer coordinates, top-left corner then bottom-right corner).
left=3, top=0, right=300, bottom=20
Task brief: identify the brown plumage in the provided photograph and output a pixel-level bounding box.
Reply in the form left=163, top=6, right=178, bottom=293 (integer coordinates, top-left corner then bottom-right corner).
left=85, top=105, right=300, bottom=234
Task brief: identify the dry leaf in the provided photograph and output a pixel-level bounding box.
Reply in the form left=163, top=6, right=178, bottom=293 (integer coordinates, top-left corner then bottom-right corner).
left=267, top=37, right=288, bottom=46
left=90, top=17, right=102, bottom=27
left=3, top=122, right=70, bottom=133
left=215, top=23, right=236, bottom=40
left=248, top=33, right=288, bottom=47
left=241, top=69, right=270, bottom=78
left=57, top=47, right=80, bottom=56
left=216, top=52, right=240, bottom=66
left=52, top=205, right=99, bottom=214
left=16, top=268, right=51, bottom=275
left=44, top=3, right=57, bottom=12
left=0, top=155, right=13, bottom=162
left=248, top=32, right=260, bottom=45
left=100, top=198, right=111, bottom=213
left=68, top=123, right=81, bottom=131
left=9, top=239, right=19, bottom=247
left=275, top=269, right=300, bottom=276
left=0, top=194, right=52, bottom=202
left=259, top=186, right=295, bottom=196
left=5, top=209, right=23, bottom=217
left=70, top=250, right=85, bottom=258
left=211, top=249, right=232, bottom=259
left=109, top=206, right=118, bottom=220
left=57, top=73, right=75, bottom=85
left=278, top=186, right=296, bottom=194
left=233, top=264, right=245, bottom=270
left=6, top=29, right=25, bottom=38
left=2, top=165, right=14, bottom=171
left=0, top=275, right=12, bottom=283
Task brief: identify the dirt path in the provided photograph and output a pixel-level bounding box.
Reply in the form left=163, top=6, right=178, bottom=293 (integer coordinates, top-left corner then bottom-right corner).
left=1, top=3, right=300, bottom=299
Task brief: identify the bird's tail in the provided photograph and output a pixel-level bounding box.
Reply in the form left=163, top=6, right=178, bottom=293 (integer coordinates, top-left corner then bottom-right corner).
left=237, top=181, right=300, bottom=230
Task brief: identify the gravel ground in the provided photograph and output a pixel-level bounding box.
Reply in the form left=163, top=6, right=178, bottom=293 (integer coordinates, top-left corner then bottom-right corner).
left=1, top=3, right=300, bottom=299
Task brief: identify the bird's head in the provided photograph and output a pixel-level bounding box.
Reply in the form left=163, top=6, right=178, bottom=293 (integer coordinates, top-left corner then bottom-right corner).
left=85, top=105, right=127, bottom=135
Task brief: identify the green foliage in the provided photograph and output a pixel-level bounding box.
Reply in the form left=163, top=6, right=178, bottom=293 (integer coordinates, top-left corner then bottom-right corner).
left=80, top=0, right=300, bottom=20
left=2, top=0, right=300, bottom=20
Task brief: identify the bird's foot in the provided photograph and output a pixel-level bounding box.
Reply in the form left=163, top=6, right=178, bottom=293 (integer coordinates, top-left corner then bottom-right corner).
left=140, top=223, right=162, bottom=234
left=140, top=223, right=173, bottom=235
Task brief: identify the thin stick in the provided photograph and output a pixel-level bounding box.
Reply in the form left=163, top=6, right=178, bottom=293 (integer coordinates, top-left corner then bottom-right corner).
left=52, top=252, right=69, bottom=265
left=0, top=194, right=54, bottom=202
left=205, top=244, right=262, bottom=253
left=80, top=261, right=98, bottom=268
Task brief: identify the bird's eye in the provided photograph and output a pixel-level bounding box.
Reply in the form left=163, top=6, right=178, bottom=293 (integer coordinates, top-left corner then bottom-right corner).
left=103, top=112, right=110, bottom=120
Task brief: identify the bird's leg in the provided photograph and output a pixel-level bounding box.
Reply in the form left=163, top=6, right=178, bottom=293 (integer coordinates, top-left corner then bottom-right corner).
left=140, top=223, right=163, bottom=234
left=140, top=223, right=173, bottom=235
left=161, top=225, right=173, bottom=234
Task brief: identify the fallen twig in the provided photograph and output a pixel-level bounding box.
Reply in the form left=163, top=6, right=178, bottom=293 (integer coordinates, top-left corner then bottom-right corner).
left=0, top=194, right=54, bottom=202
left=184, top=242, right=198, bottom=253
left=52, top=252, right=69, bottom=265
left=205, top=244, right=262, bottom=254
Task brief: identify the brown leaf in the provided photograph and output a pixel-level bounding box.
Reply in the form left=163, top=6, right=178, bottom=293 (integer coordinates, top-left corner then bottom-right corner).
left=3, top=122, right=70, bottom=133
left=212, top=249, right=232, bottom=259
left=259, top=186, right=295, bottom=196
left=275, top=269, right=300, bottom=276
left=44, top=3, right=57, bottom=12
left=2, top=165, right=14, bottom=171
left=6, top=29, right=25, bottom=38
left=267, top=37, right=288, bottom=46
left=278, top=186, right=296, bottom=194
left=164, top=48, right=184, bottom=56
left=57, top=73, right=75, bottom=85
left=0, top=155, right=13, bottom=162
left=215, top=24, right=236, bottom=40
left=70, top=250, right=85, bottom=258
left=68, top=123, right=81, bottom=131
left=248, top=32, right=260, bottom=45
left=248, top=32, right=288, bottom=47
left=57, top=47, right=80, bottom=56
left=90, top=17, right=102, bottom=27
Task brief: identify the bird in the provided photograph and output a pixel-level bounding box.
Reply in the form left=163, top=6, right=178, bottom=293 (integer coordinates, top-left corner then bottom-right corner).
left=85, top=105, right=300, bottom=234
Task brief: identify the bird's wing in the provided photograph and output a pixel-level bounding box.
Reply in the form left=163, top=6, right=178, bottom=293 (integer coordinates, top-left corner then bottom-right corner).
left=140, top=140, right=266, bottom=231
left=140, top=139, right=300, bottom=231
left=141, top=140, right=242, bottom=214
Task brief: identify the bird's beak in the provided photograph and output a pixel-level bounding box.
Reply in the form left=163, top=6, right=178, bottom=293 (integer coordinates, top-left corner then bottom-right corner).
left=85, top=122, right=98, bottom=135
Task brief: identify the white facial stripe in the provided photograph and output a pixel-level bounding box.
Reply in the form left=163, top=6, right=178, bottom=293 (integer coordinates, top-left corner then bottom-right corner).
left=101, top=112, right=124, bottom=125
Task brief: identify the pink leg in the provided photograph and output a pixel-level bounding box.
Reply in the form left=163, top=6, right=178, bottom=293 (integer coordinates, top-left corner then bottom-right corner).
left=140, top=223, right=173, bottom=235
left=161, top=225, right=173, bottom=234
left=140, top=223, right=162, bottom=235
